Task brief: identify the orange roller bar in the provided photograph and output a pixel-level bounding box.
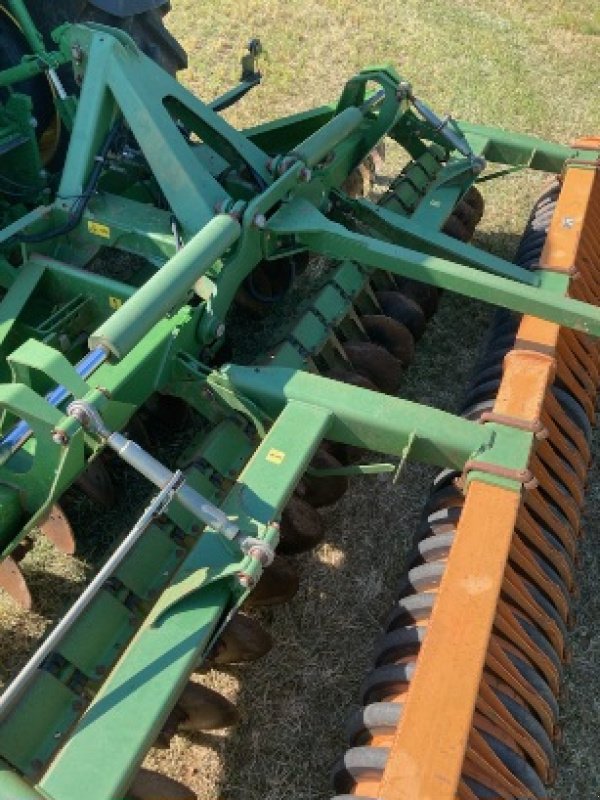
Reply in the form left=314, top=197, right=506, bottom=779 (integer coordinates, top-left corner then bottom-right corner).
left=377, top=482, right=522, bottom=800
left=374, top=163, right=599, bottom=800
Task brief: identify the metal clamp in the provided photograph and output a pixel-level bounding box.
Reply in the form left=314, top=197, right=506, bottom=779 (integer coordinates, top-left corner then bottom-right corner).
left=461, top=459, right=538, bottom=490
left=239, top=535, right=276, bottom=566
left=478, top=411, right=549, bottom=440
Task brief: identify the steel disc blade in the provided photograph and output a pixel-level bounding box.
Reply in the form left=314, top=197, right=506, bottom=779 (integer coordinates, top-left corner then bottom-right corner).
left=361, top=314, right=415, bottom=367
left=176, top=682, right=239, bottom=732
left=243, top=556, right=300, bottom=608
left=39, top=503, right=76, bottom=554
left=0, top=556, right=31, bottom=609
left=279, top=496, right=324, bottom=555
left=297, top=448, right=348, bottom=508
left=75, top=458, right=116, bottom=509
left=128, top=769, right=196, bottom=800
left=344, top=340, right=403, bottom=395
left=207, top=612, right=273, bottom=665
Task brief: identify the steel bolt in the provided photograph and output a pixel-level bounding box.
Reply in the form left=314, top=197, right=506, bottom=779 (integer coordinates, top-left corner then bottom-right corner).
left=299, top=166, right=312, bottom=183
left=562, top=216, right=575, bottom=229
left=396, top=81, right=413, bottom=101
left=253, top=213, right=267, bottom=229
left=248, top=545, right=270, bottom=566
left=52, top=429, right=69, bottom=446
left=471, top=156, right=487, bottom=175
left=238, top=571, right=256, bottom=589
left=215, top=323, right=226, bottom=339
left=71, top=44, right=83, bottom=64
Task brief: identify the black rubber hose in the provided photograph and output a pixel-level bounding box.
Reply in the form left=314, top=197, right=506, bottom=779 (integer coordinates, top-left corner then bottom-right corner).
left=17, top=119, right=122, bottom=244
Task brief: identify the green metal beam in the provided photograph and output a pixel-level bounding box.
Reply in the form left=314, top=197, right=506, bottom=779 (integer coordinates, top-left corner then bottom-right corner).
left=267, top=198, right=600, bottom=337
left=90, top=214, right=241, bottom=358
left=336, top=194, right=540, bottom=286
left=219, top=365, right=492, bottom=470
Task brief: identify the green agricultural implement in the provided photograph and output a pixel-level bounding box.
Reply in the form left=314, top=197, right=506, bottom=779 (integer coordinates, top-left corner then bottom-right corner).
left=0, top=1, right=598, bottom=798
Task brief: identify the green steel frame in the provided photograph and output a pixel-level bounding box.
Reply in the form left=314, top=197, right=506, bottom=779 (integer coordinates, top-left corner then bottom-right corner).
left=0, top=5, right=598, bottom=799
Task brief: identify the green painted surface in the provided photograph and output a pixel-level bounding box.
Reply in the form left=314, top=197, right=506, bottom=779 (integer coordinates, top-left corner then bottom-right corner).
left=0, top=6, right=597, bottom=799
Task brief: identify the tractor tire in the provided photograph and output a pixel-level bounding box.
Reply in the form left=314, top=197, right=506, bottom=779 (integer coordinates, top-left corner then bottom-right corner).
left=0, top=5, right=60, bottom=165
left=24, top=1, right=187, bottom=76
left=1, top=2, right=187, bottom=168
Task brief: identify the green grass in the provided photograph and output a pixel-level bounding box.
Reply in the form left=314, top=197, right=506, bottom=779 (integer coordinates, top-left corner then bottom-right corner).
left=168, top=0, right=599, bottom=140
left=1, top=1, right=599, bottom=799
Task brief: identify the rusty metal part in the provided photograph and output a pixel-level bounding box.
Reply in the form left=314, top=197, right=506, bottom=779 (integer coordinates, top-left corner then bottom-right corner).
left=75, top=458, right=116, bottom=509
left=375, top=291, right=426, bottom=341
left=343, top=160, right=374, bottom=198
left=570, top=135, right=600, bottom=151
left=0, top=556, right=32, bottom=608
left=342, top=143, right=386, bottom=197
left=206, top=612, right=273, bottom=666
left=296, top=447, right=349, bottom=508
left=391, top=276, right=439, bottom=320
left=129, top=769, right=196, bottom=800
left=243, top=556, right=300, bottom=608
left=324, top=368, right=379, bottom=393
left=38, top=503, right=76, bottom=554
left=278, top=495, right=325, bottom=555
left=463, top=186, right=485, bottom=222
left=442, top=213, right=471, bottom=242
left=343, top=340, right=403, bottom=395
left=461, top=460, right=537, bottom=489
left=360, top=314, right=415, bottom=367
left=176, top=682, right=239, bottom=733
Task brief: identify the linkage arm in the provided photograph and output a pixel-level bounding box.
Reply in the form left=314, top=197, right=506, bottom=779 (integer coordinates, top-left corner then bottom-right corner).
left=267, top=199, right=600, bottom=337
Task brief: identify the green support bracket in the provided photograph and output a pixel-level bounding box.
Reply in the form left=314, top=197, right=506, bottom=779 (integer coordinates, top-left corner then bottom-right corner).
left=336, top=194, right=540, bottom=286
left=266, top=198, right=600, bottom=337
left=219, top=365, right=491, bottom=469
left=7, top=340, right=90, bottom=398
left=0, top=383, right=84, bottom=522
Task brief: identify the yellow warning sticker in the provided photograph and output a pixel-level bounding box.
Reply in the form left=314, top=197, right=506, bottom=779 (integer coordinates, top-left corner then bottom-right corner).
left=88, top=220, right=111, bottom=239
left=108, top=296, right=123, bottom=310
left=266, top=448, right=286, bottom=465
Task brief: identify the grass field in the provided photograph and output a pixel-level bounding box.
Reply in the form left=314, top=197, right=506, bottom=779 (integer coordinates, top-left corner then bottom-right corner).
left=1, top=1, right=599, bottom=798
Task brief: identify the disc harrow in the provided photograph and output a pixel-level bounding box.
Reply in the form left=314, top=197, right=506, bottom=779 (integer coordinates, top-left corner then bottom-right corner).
left=0, top=3, right=598, bottom=798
